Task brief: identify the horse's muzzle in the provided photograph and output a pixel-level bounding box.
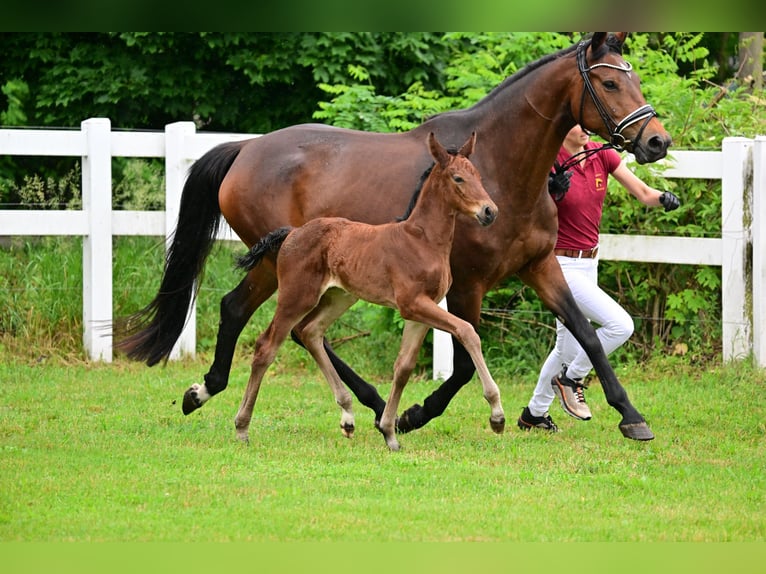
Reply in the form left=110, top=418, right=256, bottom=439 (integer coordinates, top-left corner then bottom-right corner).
left=633, top=133, right=672, bottom=165
left=478, top=205, right=498, bottom=226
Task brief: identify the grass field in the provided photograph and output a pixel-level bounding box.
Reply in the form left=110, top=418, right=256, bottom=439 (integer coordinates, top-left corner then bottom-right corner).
left=1, top=348, right=764, bottom=544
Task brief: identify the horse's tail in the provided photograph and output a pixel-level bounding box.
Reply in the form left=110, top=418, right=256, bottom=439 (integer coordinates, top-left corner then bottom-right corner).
left=236, top=226, right=293, bottom=271
left=114, top=140, right=246, bottom=366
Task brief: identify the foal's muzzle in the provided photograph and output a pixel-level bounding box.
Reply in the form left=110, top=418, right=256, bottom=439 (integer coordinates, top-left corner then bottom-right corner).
left=478, top=205, right=498, bottom=226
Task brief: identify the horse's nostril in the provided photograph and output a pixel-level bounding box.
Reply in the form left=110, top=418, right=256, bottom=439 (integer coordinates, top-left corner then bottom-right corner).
left=482, top=205, right=497, bottom=225
left=649, top=134, right=671, bottom=153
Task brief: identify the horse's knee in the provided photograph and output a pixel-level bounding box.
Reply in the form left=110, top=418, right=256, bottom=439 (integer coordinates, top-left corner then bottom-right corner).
left=393, top=354, right=418, bottom=379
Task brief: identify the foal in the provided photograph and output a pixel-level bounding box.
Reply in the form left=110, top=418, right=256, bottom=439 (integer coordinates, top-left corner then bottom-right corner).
left=234, top=132, right=505, bottom=450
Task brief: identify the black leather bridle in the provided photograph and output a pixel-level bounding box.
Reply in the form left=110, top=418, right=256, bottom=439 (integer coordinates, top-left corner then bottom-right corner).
left=576, top=40, right=657, bottom=152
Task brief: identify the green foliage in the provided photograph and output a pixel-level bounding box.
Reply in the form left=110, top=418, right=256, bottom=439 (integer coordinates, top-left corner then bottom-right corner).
left=0, top=78, right=28, bottom=125
left=113, top=159, right=165, bottom=210
left=7, top=164, right=81, bottom=210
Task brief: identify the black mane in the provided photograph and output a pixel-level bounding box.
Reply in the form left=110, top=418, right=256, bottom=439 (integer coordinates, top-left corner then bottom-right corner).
left=397, top=163, right=434, bottom=222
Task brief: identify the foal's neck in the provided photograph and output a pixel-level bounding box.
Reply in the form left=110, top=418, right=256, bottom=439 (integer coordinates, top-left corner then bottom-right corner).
left=400, top=170, right=458, bottom=249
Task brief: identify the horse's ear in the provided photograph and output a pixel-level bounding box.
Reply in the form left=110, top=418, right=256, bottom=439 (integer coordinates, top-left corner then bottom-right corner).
left=428, top=132, right=450, bottom=168
left=590, top=33, right=607, bottom=53
left=612, top=32, right=628, bottom=48
left=458, top=131, right=477, bottom=158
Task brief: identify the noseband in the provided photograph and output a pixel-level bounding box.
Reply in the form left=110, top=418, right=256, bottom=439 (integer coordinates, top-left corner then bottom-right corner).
left=576, top=41, right=656, bottom=152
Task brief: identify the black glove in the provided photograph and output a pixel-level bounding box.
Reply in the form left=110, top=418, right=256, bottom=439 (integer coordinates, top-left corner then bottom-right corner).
left=659, top=191, right=680, bottom=212
left=548, top=169, right=571, bottom=202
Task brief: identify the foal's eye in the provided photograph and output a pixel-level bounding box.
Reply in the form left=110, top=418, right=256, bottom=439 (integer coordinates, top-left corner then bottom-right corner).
left=453, top=176, right=464, bottom=184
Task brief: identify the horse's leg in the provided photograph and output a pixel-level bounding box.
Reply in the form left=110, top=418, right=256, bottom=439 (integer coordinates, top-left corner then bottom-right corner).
left=234, top=317, right=291, bottom=443
left=518, top=254, right=654, bottom=440
left=183, top=268, right=277, bottom=415
left=293, top=290, right=359, bottom=438
left=290, top=334, right=387, bottom=421
left=378, top=320, right=430, bottom=450
left=396, top=290, right=483, bottom=433
left=397, top=295, right=505, bottom=434
left=322, top=339, right=387, bottom=422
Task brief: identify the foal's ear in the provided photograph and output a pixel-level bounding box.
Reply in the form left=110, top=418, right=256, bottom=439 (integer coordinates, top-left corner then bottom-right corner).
left=428, top=132, right=450, bottom=168
left=458, top=131, right=477, bottom=158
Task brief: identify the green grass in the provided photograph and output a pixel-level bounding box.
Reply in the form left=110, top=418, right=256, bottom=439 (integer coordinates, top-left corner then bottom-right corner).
left=1, top=351, right=764, bottom=542
left=1, top=236, right=765, bottom=546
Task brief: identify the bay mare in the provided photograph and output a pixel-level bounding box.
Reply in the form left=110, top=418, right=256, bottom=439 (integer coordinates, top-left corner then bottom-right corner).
left=115, top=33, right=671, bottom=441
left=232, top=132, right=503, bottom=450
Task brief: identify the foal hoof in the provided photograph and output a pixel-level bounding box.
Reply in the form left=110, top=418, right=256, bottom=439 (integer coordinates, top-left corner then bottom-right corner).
left=386, top=438, right=401, bottom=452
left=340, top=422, right=355, bottom=439
left=619, top=421, right=655, bottom=441
left=489, top=415, right=506, bottom=434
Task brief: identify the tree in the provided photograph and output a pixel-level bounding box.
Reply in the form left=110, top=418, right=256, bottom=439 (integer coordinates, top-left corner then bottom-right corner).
left=737, top=32, right=763, bottom=90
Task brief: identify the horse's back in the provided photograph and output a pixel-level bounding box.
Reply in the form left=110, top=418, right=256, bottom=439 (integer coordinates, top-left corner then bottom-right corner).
left=219, top=124, right=431, bottom=245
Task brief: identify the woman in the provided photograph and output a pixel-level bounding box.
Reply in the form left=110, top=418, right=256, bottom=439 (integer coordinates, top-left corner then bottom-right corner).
left=518, top=124, right=680, bottom=431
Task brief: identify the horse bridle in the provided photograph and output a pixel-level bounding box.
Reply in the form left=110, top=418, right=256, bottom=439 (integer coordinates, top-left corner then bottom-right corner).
left=576, top=40, right=657, bottom=152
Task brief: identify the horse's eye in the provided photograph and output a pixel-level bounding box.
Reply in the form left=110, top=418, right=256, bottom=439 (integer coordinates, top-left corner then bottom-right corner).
left=453, top=176, right=464, bottom=184
left=603, top=80, right=618, bottom=91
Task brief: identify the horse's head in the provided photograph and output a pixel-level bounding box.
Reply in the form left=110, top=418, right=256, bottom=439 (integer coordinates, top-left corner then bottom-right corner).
left=575, top=32, right=672, bottom=164
left=428, top=131, right=498, bottom=226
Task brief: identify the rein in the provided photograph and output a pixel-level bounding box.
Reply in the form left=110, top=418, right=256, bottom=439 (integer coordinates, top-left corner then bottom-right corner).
left=576, top=40, right=657, bottom=152
left=554, top=143, right=611, bottom=174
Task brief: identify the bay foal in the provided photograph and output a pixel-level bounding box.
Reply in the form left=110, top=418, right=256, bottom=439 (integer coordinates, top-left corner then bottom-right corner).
left=233, top=132, right=504, bottom=450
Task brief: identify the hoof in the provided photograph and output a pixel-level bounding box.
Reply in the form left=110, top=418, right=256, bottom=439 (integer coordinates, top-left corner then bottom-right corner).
left=490, top=415, right=506, bottom=434
left=182, top=388, right=202, bottom=415
left=182, top=383, right=211, bottom=415
left=619, top=421, right=655, bottom=441
left=396, top=404, right=424, bottom=434
left=385, top=436, right=401, bottom=451
left=340, top=422, right=355, bottom=439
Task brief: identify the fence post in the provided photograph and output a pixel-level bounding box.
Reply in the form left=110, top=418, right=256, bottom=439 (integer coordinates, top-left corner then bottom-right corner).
left=81, top=118, right=113, bottom=361
left=752, top=136, right=766, bottom=367
left=432, top=298, right=454, bottom=380
left=165, top=122, right=198, bottom=360
left=721, top=137, right=753, bottom=362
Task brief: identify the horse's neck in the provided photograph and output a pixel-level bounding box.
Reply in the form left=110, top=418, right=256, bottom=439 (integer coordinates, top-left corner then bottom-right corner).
left=400, top=177, right=457, bottom=249
left=468, top=56, right=576, bottom=209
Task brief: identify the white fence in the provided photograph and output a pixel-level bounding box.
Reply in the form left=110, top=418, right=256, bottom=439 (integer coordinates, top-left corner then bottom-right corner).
left=1, top=118, right=765, bottom=370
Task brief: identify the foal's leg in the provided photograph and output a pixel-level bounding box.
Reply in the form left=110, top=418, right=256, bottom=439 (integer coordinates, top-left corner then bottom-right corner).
left=234, top=283, right=320, bottom=443
left=396, top=291, right=484, bottom=433
left=234, top=318, right=293, bottom=443
left=378, top=320, right=430, bottom=451
left=294, top=290, right=359, bottom=438
left=183, top=268, right=277, bottom=414
left=398, top=295, right=505, bottom=433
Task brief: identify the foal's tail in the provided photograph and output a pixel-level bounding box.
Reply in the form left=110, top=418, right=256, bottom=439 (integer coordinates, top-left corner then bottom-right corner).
left=236, top=227, right=293, bottom=271
left=114, top=140, right=247, bottom=366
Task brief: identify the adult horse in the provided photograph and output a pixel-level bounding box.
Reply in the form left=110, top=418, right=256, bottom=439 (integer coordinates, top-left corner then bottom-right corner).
left=115, top=32, right=670, bottom=441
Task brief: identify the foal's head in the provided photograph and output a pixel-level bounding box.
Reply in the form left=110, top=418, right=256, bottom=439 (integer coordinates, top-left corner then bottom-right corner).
left=429, top=131, right=497, bottom=226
